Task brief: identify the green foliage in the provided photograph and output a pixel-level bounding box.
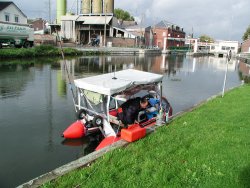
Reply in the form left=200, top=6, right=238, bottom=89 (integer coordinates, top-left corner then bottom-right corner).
left=114, top=8, right=135, bottom=21
left=0, top=45, right=108, bottom=59
left=199, top=35, right=214, bottom=43
left=42, top=85, right=250, bottom=188
left=242, top=25, right=250, bottom=41
left=0, top=45, right=86, bottom=59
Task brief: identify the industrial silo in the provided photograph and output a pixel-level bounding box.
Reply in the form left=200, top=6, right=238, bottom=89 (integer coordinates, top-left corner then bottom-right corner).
left=92, top=0, right=102, bottom=14
left=82, top=0, right=91, bottom=14
left=104, top=0, right=114, bottom=14
left=56, top=0, right=66, bottom=24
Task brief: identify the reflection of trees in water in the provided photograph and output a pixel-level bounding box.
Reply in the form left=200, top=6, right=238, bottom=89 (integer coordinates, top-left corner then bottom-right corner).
left=74, top=56, right=136, bottom=75
left=238, top=60, right=250, bottom=83
left=70, top=55, right=186, bottom=77
left=0, top=64, right=34, bottom=99
left=0, top=58, right=62, bottom=99
left=166, top=55, right=184, bottom=76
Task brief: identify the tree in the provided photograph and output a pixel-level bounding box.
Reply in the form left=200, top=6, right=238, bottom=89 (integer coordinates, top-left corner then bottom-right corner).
left=199, top=35, right=214, bottom=43
left=114, top=8, right=134, bottom=21
left=242, top=25, right=250, bottom=41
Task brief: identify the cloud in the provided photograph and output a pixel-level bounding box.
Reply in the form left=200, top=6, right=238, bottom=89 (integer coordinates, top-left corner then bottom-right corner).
left=116, top=0, right=250, bottom=41
left=10, top=0, right=250, bottom=41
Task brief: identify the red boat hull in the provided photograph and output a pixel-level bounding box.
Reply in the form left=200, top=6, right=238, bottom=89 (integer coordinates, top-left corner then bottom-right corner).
left=95, top=136, right=121, bottom=151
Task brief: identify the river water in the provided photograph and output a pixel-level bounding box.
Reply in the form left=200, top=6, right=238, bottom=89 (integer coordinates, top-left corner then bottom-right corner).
left=0, top=55, right=248, bottom=187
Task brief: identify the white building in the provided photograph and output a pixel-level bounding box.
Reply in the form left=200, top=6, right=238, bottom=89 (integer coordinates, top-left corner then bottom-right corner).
left=0, top=1, right=27, bottom=24
left=209, top=40, right=239, bottom=57
left=186, top=38, right=239, bottom=57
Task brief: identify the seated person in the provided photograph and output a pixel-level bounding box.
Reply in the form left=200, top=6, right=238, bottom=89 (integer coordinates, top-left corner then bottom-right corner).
left=95, top=35, right=100, bottom=45
left=117, top=97, right=148, bottom=128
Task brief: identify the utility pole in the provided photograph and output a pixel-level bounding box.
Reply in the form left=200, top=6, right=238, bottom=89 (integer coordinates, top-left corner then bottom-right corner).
left=48, top=0, right=51, bottom=23
left=104, top=0, right=107, bottom=47
left=222, top=50, right=232, bottom=97
left=77, top=0, right=79, bottom=15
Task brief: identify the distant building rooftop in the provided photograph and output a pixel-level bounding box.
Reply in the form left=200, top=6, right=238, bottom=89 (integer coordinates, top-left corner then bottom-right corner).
left=119, top=20, right=137, bottom=28
left=155, top=20, right=184, bottom=32
left=0, top=1, right=27, bottom=18
left=0, top=1, right=12, bottom=11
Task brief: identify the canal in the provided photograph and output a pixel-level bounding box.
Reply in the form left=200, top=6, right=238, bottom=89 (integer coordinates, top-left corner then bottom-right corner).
left=0, top=55, right=248, bottom=187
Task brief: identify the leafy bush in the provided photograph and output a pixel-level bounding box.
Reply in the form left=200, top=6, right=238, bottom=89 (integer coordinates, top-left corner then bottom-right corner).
left=0, top=45, right=85, bottom=59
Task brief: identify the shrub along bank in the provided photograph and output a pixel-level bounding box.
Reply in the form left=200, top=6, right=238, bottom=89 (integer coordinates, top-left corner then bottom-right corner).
left=0, top=45, right=102, bottom=59
left=42, top=85, right=250, bottom=188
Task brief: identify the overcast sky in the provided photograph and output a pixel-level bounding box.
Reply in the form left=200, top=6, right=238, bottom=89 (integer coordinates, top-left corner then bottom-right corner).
left=9, top=0, right=250, bottom=41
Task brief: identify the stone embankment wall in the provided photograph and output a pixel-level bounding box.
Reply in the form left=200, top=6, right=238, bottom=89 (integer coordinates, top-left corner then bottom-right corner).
left=34, top=34, right=56, bottom=46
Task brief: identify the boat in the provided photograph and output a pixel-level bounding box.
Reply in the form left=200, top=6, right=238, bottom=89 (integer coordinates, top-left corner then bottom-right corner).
left=62, top=69, right=172, bottom=150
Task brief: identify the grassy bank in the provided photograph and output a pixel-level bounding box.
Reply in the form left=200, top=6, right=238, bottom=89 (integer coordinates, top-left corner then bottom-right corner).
left=0, top=45, right=102, bottom=59
left=43, top=85, right=250, bottom=188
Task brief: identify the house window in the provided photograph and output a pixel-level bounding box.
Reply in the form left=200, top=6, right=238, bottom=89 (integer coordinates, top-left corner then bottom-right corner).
left=15, top=16, right=19, bottom=23
left=5, top=14, right=10, bottom=22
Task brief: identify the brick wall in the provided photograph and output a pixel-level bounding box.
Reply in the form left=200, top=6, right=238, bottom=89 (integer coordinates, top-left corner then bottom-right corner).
left=152, top=28, right=185, bottom=49
left=241, top=39, right=250, bottom=52
left=107, top=37, right=136, bottom=47
left=153, top=28, right=167, bottom=48
left=31, top=19, right=45, bottom=31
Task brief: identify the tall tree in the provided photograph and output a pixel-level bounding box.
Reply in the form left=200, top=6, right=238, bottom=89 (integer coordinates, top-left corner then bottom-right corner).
left=114, top=8, right=134, bottom=21
left=199, top=35, right=214, bottom=43
left=242, top=25, right=250, bottom=41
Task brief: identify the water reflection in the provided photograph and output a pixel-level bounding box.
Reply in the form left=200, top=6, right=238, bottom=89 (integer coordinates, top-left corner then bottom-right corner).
left=0, top=64, right=35, bottom=99
left=59, top=55, right=240, bottom=80
left=61, top=55, right=187, bottom=78
left=57, top=70, right=67, bottom=97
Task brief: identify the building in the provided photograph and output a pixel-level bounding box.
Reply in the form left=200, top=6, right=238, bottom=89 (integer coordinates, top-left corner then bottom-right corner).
left=56, top=0, right=138, bottom=47
left=185, top=38, right=239, bottom=57
left=29, top=18, right=46, bottom=32
left=209, top=40, right=239, bottom=57
left=145, top=20, right=186, bottom=50
left=56, top=0, right=115, bottom=45
left=117, top=20, right=137, bottom=29
left=124, top=25, right=146, bottom=47
left=0, top=1, right=27, bottom=24
left=60, top=14, right=113, bottom=45
left=241, top=38, right=250, bottom=53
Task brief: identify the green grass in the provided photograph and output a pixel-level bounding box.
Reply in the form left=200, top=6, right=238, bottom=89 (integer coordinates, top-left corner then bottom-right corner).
left=42, top=85, right=250, bottom=188
left=0, top=45, right=103, bottom=59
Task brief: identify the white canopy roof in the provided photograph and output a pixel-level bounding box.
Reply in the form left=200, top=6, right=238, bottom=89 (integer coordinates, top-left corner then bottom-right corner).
left=77, top=16, right=112, bottom=25
left=61, top=15, right=113, bottom=25
left=74, top=69, right=163, bottom=96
